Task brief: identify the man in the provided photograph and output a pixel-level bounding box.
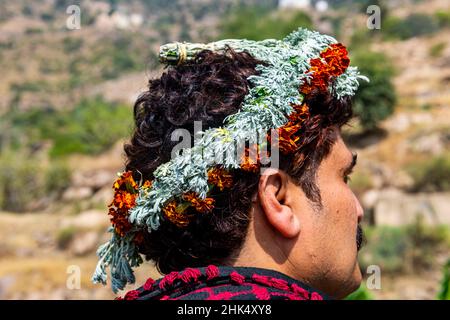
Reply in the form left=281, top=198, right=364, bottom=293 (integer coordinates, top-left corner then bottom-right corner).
left=92, top=28, right=367, bottom=300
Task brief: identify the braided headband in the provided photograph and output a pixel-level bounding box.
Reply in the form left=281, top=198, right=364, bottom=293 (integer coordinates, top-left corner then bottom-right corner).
left=92, top=28, right=369, bottom=292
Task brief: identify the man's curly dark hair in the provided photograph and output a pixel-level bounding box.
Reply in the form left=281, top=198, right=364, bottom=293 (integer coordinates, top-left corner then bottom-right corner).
left=124, top=48, right=353, bottom=274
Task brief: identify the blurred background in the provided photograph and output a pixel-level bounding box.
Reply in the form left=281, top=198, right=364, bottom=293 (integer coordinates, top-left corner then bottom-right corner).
left=0, top=0, right=449, bottom=300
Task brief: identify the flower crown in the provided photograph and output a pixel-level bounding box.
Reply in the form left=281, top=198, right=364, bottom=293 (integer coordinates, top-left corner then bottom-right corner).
left=92, top=28, right=369, bottom=293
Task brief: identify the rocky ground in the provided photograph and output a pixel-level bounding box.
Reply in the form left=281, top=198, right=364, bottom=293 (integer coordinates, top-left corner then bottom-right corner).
left=0, top=210, right=161, bottom=299
left=352, top=105, right=450, bottom=226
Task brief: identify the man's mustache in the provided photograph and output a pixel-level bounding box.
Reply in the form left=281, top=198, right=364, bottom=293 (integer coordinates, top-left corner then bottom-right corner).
left=356, top=224, right=366, bottom=251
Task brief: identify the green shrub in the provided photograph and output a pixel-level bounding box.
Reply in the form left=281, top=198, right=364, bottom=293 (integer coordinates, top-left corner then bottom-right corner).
left=361, top=220, right=450, bottom=274
left=345, top=284, right=374, bottom=300
left=328, top=0, right=389, bottom=14
left=405, top=216, right=449, bottom=271
left=22, top=4, right=33, bottom=16
left=25, top=28, right=44, bottom=35
left=10, top=81, right=49, bottom=93
left=384, top=14, right=439, bottom=40
left=435, top=10, right=450, bottom=28
left=141, top=0, right=178, bottom=10
left=351, top=50, right=397, bottom=130
left=56, top=226, right=77, bottom=249
left=80, top=11, right=96, bottom=26
left=0, top=150, right=71, bottom=212
left=438, top=259, right=450, bottom=300
left=220, top=6, right=312, bottom=41
left=53, top=97, right=132, bottom=156
left=430, top=42, right=447, bottom=58
left=360, top=226, right=409, bottom=273
left=420, top=103, right=433, bottom=111
left=46, top=160, right=72, bottom=194
left=0, top=150, right=45, bottom=212
left=63, top=37, right=84, bottom=53
left=407, top=153, right=450, bottom=192
left=349, top=26, right=384, bottom=51
left=8, top=96, right=133, bottom=157
left=40, top=12, right=54, bottom=22
left=95, top=35, right=144, bottom=80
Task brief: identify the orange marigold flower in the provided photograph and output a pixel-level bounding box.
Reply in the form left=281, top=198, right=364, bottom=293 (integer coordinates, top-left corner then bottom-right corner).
left=321, top=43, right=350, bottom=73
left=288, top=103, right=310, bottom=123
left=301, top=71, right=329, bottom=94
left=321, top=43, right=349, bottom=76
left=300, top=43, right=350, bottom=95
left=112, top=190, right=137, bottom=210
left=113, top=171, right=138, bottom=192
left=196, top=197, right=215, bottom=213
left=271, top=103, right=310, bottom=155
left=182, top=192, right=215, bottom=213
left=142, top=180, right=152, bottom=189
left=108, top=171, right=140, bottom=237
left=108, top=207, right=132, bottom=237
left=240, top=157, right=260, bottom=173
left=240, top=145, right=260, bottom=173
left=278, top=123, right=302, bottom=154
left=162, top=200, right=191, bottom=228
left=207, top=167, right=233, bottom=191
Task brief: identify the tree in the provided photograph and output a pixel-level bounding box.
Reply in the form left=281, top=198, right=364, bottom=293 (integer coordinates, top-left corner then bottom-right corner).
left=220, top=6, right=312, bottom=41
left=351, top=50, right=396, bottom=130
left=438, top=259, right=450, bottom=300
left=384, top=14, right=439, bottom=40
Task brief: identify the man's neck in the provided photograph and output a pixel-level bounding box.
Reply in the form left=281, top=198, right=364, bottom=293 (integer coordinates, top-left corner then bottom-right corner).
left=231, top=216, right=297, bottom=281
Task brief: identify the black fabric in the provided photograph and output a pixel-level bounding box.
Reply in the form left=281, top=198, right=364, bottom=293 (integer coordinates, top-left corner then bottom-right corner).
left=118, top=266, right=330, bottom=300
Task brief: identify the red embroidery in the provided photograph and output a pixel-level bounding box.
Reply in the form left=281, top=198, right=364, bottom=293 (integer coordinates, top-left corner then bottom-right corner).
left=207, top=291, right=235, bottom=300
left=311, top=292, right=323, bottom=300
left=180, top=268, right=202, bottom=283
left=123, top=289, right=140, bottom=300
left=269, top=278, right=290, bottom=291
left=291, top=283, right=310, bottom=299
left=159, top=271, right=179, bottom=290
left=251, top=274, right=273, bottom=287
left=230, top=271, right=245, bottom=285
left=206, top=265, right=220, bottom=280
left=270, top=291, right=304, bottom=300
left=143, top=277, right=155, bottom=291
left=132, top=266, right=324, bottom=301
left=252, top=284, right=271, bottom=300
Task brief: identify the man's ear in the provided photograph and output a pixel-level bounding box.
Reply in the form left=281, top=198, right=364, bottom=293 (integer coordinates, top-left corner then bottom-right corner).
left=257, top=169, right=301, bottom=238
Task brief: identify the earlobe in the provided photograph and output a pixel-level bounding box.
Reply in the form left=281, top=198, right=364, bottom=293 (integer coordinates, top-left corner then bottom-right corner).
left=258, top=170, right=301, bottom=238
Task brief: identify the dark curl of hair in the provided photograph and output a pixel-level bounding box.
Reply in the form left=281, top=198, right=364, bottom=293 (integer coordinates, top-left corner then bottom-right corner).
left=124, top=49, right=353, bottom=275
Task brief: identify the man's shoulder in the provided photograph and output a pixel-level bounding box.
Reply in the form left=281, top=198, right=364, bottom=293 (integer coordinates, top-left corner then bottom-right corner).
left=117, top=265, right=328, bottom=300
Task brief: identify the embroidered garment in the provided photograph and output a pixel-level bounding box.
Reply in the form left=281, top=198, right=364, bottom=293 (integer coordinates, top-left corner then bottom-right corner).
left=117, top=266, right=329, bottom=300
